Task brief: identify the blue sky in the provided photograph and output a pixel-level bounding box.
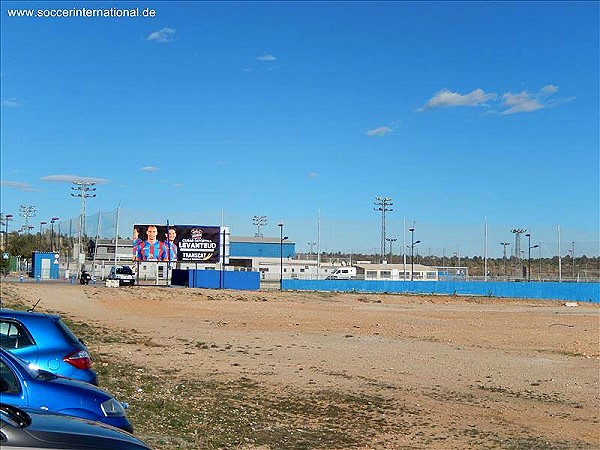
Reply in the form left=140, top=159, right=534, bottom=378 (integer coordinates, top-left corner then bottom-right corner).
left=1, top=1, right=598, bottom=257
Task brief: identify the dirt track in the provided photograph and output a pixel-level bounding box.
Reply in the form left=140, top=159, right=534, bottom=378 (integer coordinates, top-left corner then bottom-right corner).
left=2, top=281, right=599, bottom=449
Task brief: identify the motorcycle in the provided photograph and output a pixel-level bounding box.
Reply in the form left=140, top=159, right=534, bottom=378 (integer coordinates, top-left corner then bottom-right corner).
left=79, top=271, right=92, bottom=285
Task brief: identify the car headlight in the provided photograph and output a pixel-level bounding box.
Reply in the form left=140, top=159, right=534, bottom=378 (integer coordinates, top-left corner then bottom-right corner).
left=100, top=399, right=126, bottom=418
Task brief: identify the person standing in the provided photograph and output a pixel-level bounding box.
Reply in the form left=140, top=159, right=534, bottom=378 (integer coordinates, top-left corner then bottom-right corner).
left=136, top=225, right=163, bottom=261
left=162, top=227, right=178, bottom=261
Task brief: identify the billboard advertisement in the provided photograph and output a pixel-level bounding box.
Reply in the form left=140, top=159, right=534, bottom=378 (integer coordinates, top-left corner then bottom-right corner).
left=133, top=224, right=221, bottom=263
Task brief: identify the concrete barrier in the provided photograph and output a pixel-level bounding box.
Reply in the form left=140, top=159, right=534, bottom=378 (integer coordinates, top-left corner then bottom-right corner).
left=105, top=279, right=119, bottom=288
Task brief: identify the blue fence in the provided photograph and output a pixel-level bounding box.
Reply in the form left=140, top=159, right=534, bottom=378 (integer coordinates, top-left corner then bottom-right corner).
left=172, top=269, right=260, bottom=291
left=282, top=280, right=599, bottom=303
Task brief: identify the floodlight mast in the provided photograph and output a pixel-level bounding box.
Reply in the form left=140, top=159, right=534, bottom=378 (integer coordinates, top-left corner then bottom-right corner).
left=510, top=229, right=527, bottom=259
left=71, top=181, right=96, bottom=266
left=253, top=215, right=268, bottom=237
left=19, top=205, right=36, bottom=234
left=374, top=197, right=393, bottom=263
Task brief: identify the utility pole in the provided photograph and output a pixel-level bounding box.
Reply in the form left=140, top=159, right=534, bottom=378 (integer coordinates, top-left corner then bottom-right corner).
left=374, top=197, right=393, bottom=263
left=71, top=181, right=96, bottom=266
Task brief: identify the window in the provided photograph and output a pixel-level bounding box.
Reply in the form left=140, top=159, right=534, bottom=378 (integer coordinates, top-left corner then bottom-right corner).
left=0, top=321, right=35, bottom=349
left=366, top=271, right=377, bottom=279
left=380, top=271, right=391, bottom=279
left=300, top=268, right=305, bottom=273
left=426, top=272, right=437, bottom=279
left=0, top=360, right=20, bottom=394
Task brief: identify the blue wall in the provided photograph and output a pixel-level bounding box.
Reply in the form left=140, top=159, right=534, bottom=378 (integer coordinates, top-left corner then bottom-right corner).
left=282, top=280, right=599, bottom=303
left=171, top=269, right=260, bottom=290
left=230, top=242, right=295, bottom=258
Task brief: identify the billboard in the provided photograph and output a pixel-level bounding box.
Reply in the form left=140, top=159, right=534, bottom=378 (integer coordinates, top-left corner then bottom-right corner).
left=133, top=224, right=221, bottom=263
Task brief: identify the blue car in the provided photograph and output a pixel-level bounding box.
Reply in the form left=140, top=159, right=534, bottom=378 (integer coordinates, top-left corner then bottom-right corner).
left=0, top=308, right=97, bottom=385
left=1, top=403, right=150, bottom=449
left=0, top=348, right=133, bottom=432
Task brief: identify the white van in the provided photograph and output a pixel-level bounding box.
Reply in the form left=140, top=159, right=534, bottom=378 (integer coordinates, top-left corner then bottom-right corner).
left=108, top=265, right=136, bottom=286
left=326, top=267, right=357, bottom=280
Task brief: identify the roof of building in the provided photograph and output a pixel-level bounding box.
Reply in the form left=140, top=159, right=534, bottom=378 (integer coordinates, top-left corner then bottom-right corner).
left=355, top=263, right=436, bottom=271
left=231, top=236, right=295, bottom=244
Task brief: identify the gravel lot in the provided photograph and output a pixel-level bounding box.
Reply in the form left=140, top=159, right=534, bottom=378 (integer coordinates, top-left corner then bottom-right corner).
left=1, top=281, right=598, bottom=449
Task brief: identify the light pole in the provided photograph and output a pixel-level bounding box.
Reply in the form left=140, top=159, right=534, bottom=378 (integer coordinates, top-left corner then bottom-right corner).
left=278, top=223, right=288, bottom=290
left=308, top=241, right=316, bottom=260
left=374, top=197, right=393, bottom=263
left=500, top=242, right=510, bottom=278
left=3, top=214, right=13, bottom=251
left=570, top=241, right=575, bottom=279
left=408, top=228, right=421, bottom=281
left=452, top=251, right=461, bottom=279
left=71, top=181, right=96, bottom=263
left=538, top=242, right=542, bottom=280
left=385, top=237, right=397, bottom=263
left=39, top=221, right=47, bottom=248
left=525, top=233, right=539, bottom=282
left=253, top=215, right=267, bottom=237
left=50, top=217, right=59, bottom=251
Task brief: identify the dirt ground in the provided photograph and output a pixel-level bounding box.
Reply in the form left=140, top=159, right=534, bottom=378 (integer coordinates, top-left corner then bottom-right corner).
left=1, top=281, right=599, bottom=449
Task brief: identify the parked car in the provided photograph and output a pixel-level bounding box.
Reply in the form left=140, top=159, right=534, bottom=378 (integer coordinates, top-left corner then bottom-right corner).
left=108, top=265, right=136, bottom=286
left=0, top=308, right=97, bottom=385
left=0, top=348, right=133, bottom=432
left=0, top=403, right=151, bottom=449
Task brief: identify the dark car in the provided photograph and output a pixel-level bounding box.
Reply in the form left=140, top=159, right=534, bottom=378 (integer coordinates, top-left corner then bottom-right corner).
left=0, top=308, right=97, bottom=385
left=0, top=348, right=133, bottom=432
left=0, top=403, right=151, bottom=449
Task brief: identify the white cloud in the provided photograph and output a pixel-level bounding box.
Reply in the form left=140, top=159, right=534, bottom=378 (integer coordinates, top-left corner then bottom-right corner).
left=0, top=180, right=38, bottom=192
left=418, top=84, right=569, bottom=116
left=308, top=172, right=318, bottom=179
left=146, top=28, right=177, bottom=43
left=419, top=88, right=497, bottom=111
left=41, top=174, right=111, bottom=184
left=501, top=91, right=544, bottom=115
left=366, top=126, right=393, bottom=137
left=2, top=97, right=19, bottom=108
left=140, top=166, right=160, bottom=173
left=257, top=54, right=276, bottom=61
left=541, top=85, right=559, bottom=94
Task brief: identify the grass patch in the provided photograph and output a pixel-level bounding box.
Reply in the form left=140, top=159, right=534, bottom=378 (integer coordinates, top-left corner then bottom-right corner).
left=58, top=313, right=401, bottom=449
